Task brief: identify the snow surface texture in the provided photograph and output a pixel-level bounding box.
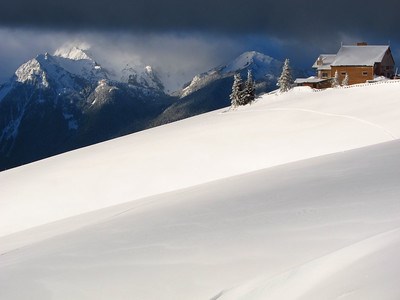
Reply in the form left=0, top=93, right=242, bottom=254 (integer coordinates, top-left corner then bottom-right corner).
left=2, top=135, right=400, bottom=300
left=1, top=81, right=400, bottom=299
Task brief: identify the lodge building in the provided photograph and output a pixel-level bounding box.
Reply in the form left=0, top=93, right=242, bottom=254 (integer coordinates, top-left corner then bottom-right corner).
left=296, top=43, right=396, bottom=88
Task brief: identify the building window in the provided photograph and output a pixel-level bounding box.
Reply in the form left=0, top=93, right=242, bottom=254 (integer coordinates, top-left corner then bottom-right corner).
left=322, top=72, right=328, bottom=78
left=362, top=71, right=368, bottom=76
left=341, top=72, right=346, bottom=76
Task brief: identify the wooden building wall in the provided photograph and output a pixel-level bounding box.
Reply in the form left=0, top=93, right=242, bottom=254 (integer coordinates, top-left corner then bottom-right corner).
left=331, top=66, right=374, bottom=85
left=378, top=50, right=395, bottom=78
left=317, top=70, right=332, bottom=79
left=297, top=79, right=332, bottom=89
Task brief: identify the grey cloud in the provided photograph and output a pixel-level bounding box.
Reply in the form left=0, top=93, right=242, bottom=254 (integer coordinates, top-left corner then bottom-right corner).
left=0, top=0, right=399, bottom=40
left=0, top=29, right=267, bottom=90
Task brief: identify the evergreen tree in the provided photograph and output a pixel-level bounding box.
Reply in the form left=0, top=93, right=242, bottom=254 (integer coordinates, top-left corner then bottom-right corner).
left=230, top=73, right=243, bottom=108
left=332, top=70, right=340, bottom=88
left=243, top=69, right=256, bottom=105
left=342, top=73, right=349, bottom=86
left=278, top=58, right=293, bottom=93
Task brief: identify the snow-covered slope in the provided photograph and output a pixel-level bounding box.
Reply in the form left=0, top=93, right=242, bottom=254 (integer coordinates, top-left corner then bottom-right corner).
left=1, top=81, right=400, bottom=299
left=216, top=223, right=400, bottom=300
left=1, top=135, right=400, bottom=300
left=1, top=81, right=400, bottom=236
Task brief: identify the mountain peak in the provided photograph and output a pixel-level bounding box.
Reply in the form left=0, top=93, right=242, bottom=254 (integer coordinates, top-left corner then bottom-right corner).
left=120, top=64, right=164, bottom=91
left=54, top=46, right=93, bottom=61
left=222, top=51, right=274, bottom=74
left=14, top=57, right=47, bottom=86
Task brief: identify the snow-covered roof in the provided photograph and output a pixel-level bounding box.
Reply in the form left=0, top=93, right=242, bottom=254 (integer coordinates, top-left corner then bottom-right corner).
left=312, top=54, right=336, bottom=70
left=331, top=45, right=390, bottom=66
left=295, top=77, right=330, bottom=84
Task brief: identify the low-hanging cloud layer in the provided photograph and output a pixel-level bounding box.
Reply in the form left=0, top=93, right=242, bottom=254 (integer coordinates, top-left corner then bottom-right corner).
left=1, top=0, right=400, bottom=88
left=0, top=29, right=287, bottom=90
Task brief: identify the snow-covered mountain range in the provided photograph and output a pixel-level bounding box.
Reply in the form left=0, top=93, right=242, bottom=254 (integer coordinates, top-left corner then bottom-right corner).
left=0, top=46, right=171, bottom=170
left=1, top=81, right=400, bottom=299
left=0, top=47, right=302, bottom=170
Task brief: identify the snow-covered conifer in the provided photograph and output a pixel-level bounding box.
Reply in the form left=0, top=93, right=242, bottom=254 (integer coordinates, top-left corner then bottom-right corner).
left=243, top=69, right=256, bottom=105
left=332, top=71, right=340, bottom=88
left=278, top=59, right=293, bottom=93
left=230, top=73, right=243, bottom=108
left=342, top=73, right=349, bottom=86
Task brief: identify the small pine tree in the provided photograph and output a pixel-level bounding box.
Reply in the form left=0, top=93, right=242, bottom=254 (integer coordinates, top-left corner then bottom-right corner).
left=243, top=69, right=256, bottom=105
left=342, top=73, right=349, bottom=86
left=332, top=71, right=340, bottom=88
left=230, top=73, right=243, bottom=108
left=278, top=58, right=293, bottom=93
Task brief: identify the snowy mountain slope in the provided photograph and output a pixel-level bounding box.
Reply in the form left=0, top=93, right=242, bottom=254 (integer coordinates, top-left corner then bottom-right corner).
left=120, top=64, right=165, bottom=91
left=2, top=138, right=400, bottom=300
left=180, top=51, right=283, bottom=98
left=221, top=51, right=281, bottom=80
left=52, top=47, right=109, bottom=82
left=1, top=81, right=400, bottom=238
left=155, top=51, right=307, bottom=125
left=14, top=52, right=88, bottom=90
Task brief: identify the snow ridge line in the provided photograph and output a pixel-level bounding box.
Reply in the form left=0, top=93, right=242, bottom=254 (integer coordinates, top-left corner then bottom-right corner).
left=269, top=108, right=399, bottom=140
left=223, top=107, right=398, bottom=140
left=311, top=79, right=400, bottom=92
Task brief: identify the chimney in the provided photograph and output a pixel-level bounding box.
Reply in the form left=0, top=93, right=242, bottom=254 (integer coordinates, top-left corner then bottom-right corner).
left=357, top=42, right=368, bottom=46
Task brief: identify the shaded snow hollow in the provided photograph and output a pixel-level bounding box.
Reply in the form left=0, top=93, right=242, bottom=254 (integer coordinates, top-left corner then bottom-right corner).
left=1, top=81, right=400, bottom=299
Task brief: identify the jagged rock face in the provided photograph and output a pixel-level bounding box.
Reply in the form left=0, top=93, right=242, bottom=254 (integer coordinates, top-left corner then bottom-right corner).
left=0, top=47, right=171, bottom=170
left=121, top=64, right=165, bottom=91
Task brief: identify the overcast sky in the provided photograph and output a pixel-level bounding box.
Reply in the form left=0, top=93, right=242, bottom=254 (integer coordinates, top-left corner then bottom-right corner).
left=1, top=0, right=400, bottom=89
